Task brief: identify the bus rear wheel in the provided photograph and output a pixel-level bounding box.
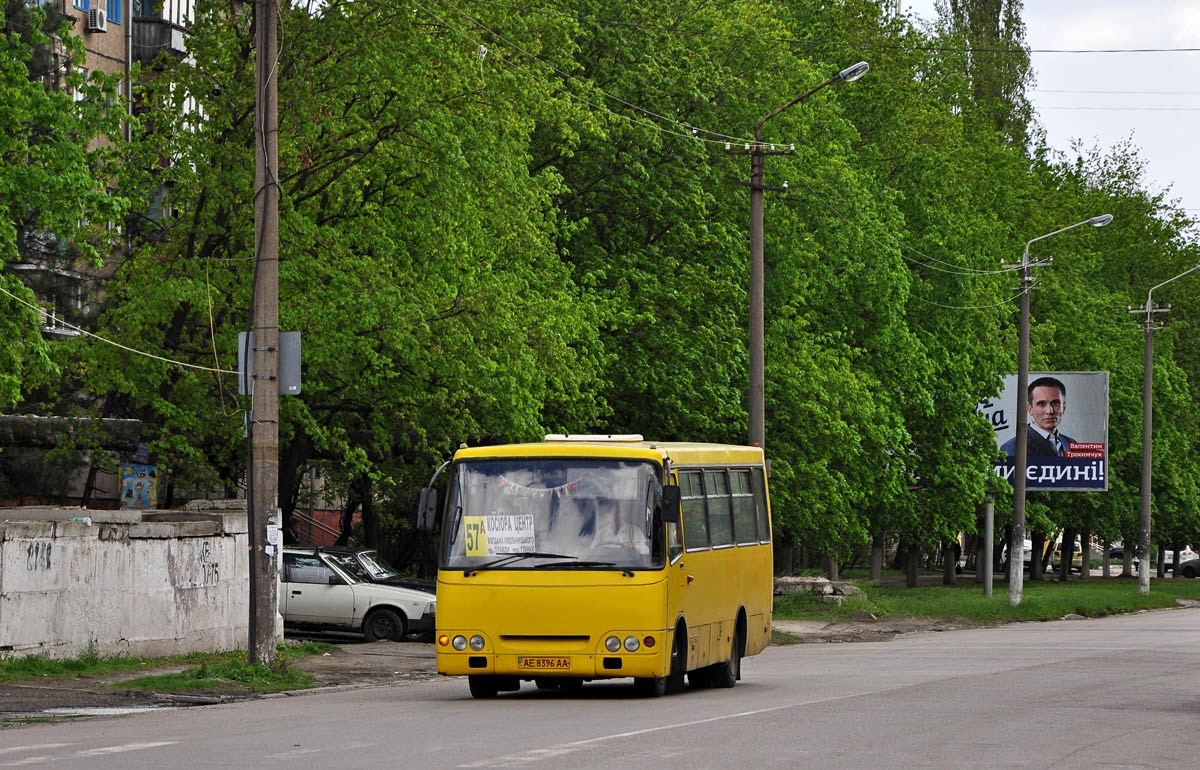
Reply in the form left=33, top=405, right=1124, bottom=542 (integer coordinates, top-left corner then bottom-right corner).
left=711, top=627, right=741, bottom=689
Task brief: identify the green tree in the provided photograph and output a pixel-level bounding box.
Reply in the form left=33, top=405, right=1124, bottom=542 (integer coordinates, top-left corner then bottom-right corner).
left=0, top=5, right=126, bottom=407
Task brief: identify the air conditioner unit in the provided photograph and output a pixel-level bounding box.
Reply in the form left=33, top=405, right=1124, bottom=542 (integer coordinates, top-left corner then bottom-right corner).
left=86, top=8, right=107, bottom=32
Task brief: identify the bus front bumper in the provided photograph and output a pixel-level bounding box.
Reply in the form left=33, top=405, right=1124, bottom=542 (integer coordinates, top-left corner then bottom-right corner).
left=436, top=634, right=669, bottom=679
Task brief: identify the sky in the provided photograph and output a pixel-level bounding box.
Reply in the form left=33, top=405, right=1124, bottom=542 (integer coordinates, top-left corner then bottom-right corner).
left=902, top=0, right=1200, bottom=221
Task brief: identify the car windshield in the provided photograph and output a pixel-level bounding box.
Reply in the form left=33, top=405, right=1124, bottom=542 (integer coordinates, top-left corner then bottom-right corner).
left=443, top=458, right=663, bottom=572
left=357, top=550, right=402, bottom=580
left=323, top=552, right=367, bottom=582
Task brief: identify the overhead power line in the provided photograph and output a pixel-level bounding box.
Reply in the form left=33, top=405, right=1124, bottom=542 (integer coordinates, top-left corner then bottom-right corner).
left=452, top=0, right=1200, bottom=54
left=0, top=284, right=234, bottom=375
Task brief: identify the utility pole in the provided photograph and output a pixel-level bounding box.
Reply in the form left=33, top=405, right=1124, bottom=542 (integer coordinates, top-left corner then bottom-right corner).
left=1007, top=214, right=1111, bottom=607
left=728, top=61, right=868, bottom=451
left=249, top=0, right=280, bottom=666
left=1128, top=264, right=1200, bottom=596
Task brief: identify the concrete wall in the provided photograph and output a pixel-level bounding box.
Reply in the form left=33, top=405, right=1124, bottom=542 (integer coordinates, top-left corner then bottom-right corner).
left=0, top=500, right=262, bottom=660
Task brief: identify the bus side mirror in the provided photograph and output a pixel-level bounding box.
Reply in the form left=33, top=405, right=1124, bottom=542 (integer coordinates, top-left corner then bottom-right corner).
left=661, top=485, right=681, bottom=524
left=417, top=487, right=438, bottom=530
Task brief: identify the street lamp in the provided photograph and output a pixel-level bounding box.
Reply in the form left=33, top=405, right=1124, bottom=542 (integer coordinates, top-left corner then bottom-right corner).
left=1129, top=264, right=1200, bottom=595
left=1009, top=214, right=1112, bottom=607
left=743, top=61, right=868, bottom=450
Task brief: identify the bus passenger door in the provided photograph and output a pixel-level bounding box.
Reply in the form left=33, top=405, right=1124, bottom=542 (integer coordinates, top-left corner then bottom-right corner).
left=676, top=469, right=712, bottom=669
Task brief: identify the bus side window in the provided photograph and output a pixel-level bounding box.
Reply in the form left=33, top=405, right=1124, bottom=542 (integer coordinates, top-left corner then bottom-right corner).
left=752, top=467, right=770, bottom=543
left=680, top=470, right=709, bottom=551
left=705, top=470, right=733, bottom=547
left=731, top=469, right=757, bottom=545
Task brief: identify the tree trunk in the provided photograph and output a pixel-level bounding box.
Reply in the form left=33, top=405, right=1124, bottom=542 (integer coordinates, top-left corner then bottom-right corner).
left=906, top=542, right=919, bottom=588
left=1030, top=530, right=1045, bottom=580
left=1059, top=527, right=1077, bottom=582
left=335, top=482, right=361, bottom=546
left=869, top=536, right=884, bottom=582
left=1078, top=527, right=1091, bottom=580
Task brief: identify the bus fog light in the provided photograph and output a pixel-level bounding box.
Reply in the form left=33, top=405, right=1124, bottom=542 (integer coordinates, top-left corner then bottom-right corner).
left=469, top=635, right=486, bottom=651
left=605, top=636, right=621, bottom=652
left=623, top=636, right=640, bottom=652
left=452, top=635, right=468, bottom=651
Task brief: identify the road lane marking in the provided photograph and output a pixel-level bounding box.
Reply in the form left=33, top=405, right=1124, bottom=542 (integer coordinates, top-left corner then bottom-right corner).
left=0, top=746, right=73, bottom=756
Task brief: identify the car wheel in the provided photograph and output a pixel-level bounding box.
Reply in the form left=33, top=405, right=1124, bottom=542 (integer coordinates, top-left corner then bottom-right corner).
left=1183, top=565, right=1197, bottom=579
left=363, top=608, right=406, bottom=642
left=468, top=675, right=500, bottom=699
left=710, top=626, right=741, bottom=689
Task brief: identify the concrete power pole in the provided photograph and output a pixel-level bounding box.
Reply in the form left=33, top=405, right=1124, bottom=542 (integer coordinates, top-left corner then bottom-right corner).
left=1128, top=264, right=1200, bottom=596
left=249, top=0, right=280, bottom=666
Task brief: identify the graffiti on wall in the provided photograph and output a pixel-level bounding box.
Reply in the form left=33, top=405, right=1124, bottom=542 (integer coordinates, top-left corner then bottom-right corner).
left=168, top=541, right=221, bottom=589
left=26, top=541, right=52, bottom=570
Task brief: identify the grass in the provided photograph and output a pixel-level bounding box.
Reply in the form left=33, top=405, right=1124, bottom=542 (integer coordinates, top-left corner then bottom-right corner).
left=0, top=640, right=336, bottom=693
left=774, top=575, right=1200, bottom=626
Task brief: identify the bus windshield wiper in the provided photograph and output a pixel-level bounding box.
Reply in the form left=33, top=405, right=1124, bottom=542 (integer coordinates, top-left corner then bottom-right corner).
left=535, top=560, right=634, bottom=576
left=464, top=551, right=575, bottom=576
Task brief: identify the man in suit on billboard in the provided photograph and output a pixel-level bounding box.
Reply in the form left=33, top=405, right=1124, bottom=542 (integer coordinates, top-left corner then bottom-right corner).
left=1000, top=376, right=1075, bottom=458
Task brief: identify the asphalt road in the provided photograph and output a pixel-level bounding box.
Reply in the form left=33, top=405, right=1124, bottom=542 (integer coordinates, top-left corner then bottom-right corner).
left=3, top=607, right=1198, bottom=769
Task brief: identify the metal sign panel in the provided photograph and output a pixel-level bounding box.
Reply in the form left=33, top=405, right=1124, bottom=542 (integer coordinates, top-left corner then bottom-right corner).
left=237, top=331, right=301, bottom=396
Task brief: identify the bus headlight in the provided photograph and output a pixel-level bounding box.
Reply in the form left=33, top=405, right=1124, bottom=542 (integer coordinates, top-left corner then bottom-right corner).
left=623, top=636, right=640, bottom=652
left=452, top=635, right=468, bottom=651
left=605, top=635, right=621, bottom=653
left=469, top=635, right=485, bottom=651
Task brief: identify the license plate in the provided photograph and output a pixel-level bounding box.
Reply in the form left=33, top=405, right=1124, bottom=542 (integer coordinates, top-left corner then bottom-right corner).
left=517, top=656, right=570, bottom=670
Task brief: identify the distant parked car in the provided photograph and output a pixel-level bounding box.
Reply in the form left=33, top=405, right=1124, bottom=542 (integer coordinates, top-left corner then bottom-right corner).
left=1051, top=541, right=1090, bottom=573
left=1161, top=545, right=1196, bottom=572
left=1108, top=545, right=1139, bottom=565
left=281, top=546, right=435, bottom=641
left=1000, top=539, right=1033, bottom=570
left=1177, top=557, right=1200, bottom=579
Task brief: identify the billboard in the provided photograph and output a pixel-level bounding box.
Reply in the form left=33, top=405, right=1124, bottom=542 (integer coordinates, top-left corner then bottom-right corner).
left=978, top=371, right=1109, bottom=491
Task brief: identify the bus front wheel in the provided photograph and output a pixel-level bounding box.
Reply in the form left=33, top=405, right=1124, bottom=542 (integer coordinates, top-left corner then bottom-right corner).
left=468, top=675, right=500, bottom=699
left=634, top=676, right=667, bottom=697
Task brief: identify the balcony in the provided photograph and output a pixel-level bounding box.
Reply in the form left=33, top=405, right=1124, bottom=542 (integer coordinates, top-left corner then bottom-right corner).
left=132, top=17, right=188, bottom=65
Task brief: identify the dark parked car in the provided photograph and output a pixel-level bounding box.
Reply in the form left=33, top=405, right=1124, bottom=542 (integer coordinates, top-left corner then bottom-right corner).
left=1177, top=557, right=1200, bottom=579
left=1108, top=545, right=1139, bottom=565
left=314, top=546, right=436, bottom=594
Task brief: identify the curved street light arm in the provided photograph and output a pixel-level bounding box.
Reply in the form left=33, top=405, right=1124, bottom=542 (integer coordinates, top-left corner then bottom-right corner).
left=754, top=62, right=869, bottom=141
left=1023, top=214, right=1113, bottom=266
left=1147, top=263, right=1200, bottom=311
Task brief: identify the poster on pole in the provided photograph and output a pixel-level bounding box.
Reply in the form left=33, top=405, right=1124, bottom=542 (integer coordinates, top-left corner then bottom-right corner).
left=978, top=371, right=1109, bottom=491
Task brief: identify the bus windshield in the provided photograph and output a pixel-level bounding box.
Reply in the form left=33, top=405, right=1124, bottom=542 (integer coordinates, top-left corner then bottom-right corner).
left=443, top=458, right=663, bottom=572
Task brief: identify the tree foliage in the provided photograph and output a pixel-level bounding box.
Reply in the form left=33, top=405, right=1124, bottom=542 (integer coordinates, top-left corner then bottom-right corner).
left=8, top=0, right=1200, bottom=573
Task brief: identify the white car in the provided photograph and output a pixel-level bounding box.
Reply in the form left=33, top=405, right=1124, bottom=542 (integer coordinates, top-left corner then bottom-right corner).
left=1162, top=545, right=1197, bottom=571
left=281, top=547, right=436, bottom=641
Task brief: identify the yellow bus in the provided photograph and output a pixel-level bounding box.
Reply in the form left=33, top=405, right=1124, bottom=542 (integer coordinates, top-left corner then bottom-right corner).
left=417, top=434, right=773, bottom=698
